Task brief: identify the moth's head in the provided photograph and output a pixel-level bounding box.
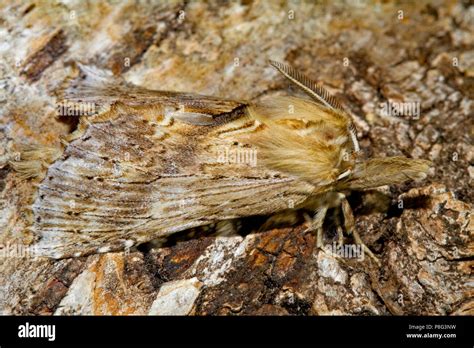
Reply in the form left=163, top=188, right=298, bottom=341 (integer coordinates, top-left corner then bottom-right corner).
left=339, top=156, right=432, bottom=190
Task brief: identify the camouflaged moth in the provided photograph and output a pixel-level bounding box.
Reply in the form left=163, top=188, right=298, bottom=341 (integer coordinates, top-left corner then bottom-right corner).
left=10, top=60, right=431, bottom=263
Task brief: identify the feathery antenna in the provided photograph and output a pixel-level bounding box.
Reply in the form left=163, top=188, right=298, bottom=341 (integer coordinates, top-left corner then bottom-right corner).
left=268, top=60, right=360, bottom=153
left=268, top=60, right=345, bottom=112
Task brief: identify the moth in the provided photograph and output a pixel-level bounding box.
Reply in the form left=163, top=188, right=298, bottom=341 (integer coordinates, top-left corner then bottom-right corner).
left=10, top=60, right=431, bottom=263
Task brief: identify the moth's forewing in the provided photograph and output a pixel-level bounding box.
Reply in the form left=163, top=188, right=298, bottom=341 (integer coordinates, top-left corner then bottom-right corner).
left=61, top=63, right=246, bottom=124
left=32, top=105, right=314, bottom=258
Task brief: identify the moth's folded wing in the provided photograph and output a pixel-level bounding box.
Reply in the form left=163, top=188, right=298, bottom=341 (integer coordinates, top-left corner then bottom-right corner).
left=57, top=62, right=247, bottom=123
left=30, top=106, right=312, bottom=258
left=32, top=173, right=310, bottom=259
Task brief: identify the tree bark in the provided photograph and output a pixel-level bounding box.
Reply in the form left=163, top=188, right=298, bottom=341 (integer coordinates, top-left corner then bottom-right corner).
left=0, top=0, right=472, bottom=315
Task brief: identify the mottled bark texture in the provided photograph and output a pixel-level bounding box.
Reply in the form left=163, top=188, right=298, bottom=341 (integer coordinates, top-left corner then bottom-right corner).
left=0, top=1, right=472, bottom=315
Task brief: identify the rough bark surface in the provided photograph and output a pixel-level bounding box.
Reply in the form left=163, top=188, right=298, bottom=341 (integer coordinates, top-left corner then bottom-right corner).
left=0, top=1, right=472, bottom=315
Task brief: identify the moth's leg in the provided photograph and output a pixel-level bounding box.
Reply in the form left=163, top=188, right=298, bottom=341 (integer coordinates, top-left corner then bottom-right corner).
left=332, top=208, right=344, bottom=247
left=341, top=197, right=355, bottom=233
left=337, top=226, right=344, bottom=247
left=341, top=197, right=380, bottom=265
left=303, top=206, right=328, bottom=248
